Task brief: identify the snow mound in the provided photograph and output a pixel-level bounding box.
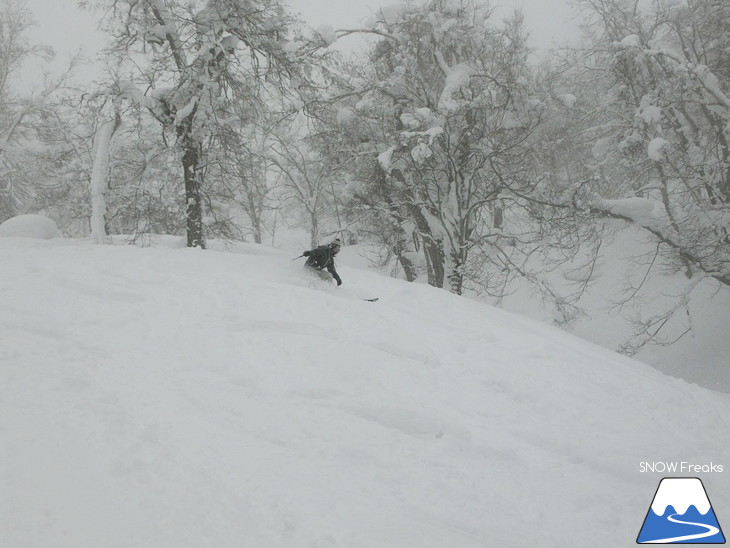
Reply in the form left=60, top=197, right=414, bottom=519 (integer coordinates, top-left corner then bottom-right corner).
left=0, top=214, right=60, bottom=239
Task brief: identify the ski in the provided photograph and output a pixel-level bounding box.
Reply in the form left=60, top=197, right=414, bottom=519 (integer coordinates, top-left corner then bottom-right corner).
left=363, top=298, right=379, bottom=302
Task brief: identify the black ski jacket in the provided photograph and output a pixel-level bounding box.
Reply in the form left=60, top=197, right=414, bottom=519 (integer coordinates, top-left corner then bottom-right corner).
left=303, top=245, right=342, bottom=285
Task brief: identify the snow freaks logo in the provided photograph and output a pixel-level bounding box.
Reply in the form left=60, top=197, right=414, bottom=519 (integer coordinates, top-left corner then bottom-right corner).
left=637, top=478, right=726, bottom=544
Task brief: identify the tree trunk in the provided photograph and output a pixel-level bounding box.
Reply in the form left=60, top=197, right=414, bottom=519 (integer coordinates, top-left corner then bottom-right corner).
left=251, top=218, right=262, bottom=244
left=245, top=187, right=262, bottom=244
left=398, top=253, right=418, bottom=282
left=309, top=208, right=318, bottom=247
left=421, top=235, right=445, bottom=288
left=448, top=255, right=464, bottom=295
left=408, top=205, right=444, bottom=287
left=180, top=126, right=206, bottom=249
left=393, top=233, right=418, bottom=282
left=493, top=200, right=504, bottom=230
left=182, top=135, right=205, bottom=249
left=90, top=112, right=122, bottom=244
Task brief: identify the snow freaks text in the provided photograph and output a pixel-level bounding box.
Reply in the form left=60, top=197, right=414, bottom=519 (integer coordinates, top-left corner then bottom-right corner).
left=639, top=462, right=724, bottom=474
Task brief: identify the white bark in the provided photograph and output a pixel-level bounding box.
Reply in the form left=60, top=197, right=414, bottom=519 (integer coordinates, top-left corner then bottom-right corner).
left=90, top=118, right=119, bottom=244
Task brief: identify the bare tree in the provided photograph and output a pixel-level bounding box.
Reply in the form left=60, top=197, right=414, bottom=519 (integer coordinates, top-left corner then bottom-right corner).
left=571, top=0, right=730, bottom=289
left=267, top=125, right=334, bottom=247
left=322, top=0, right=570, bottom=297
left=94, top=0, right=325, bottom=248
left=0, top=0, right=70, bottom=221
left=89, top=96, right=123, bottom=243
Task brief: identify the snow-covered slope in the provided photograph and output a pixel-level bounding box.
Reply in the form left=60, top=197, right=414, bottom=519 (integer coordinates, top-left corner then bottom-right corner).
left=2, top=237, right=729, bottom=547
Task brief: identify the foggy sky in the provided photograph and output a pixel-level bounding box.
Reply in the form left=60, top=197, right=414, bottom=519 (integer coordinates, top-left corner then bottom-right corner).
left=19, top=0, right=582, bottom=88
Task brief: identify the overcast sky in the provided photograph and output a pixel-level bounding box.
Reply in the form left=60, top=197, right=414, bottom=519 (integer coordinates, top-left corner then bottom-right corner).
left=19, top=0, right=582, bottom=87
left=287, top=0, right=581, bottom=51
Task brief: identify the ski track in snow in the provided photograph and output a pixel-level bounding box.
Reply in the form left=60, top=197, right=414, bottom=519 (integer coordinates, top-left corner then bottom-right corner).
left=1, top=237, right=729, bottom=547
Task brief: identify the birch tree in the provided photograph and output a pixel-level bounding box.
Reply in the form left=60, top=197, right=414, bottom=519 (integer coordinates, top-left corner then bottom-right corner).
left=327, top=0, right=550, bottom=295
left=89, top=102, right=122, bottom=243
left=573, top=0, right=730, bottom=288
left=0, top=0, right=62, bottom=221
left=94, top=0, right=324, bottom=248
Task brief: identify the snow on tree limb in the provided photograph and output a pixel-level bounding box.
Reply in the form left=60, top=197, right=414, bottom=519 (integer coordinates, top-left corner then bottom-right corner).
left=438, top=63, right=476, bottom=113
left=591, top=197, right=666, bottom=229
left=647, top=137, right=668, bottom=161
left=146, top=0, right=187, bottom=71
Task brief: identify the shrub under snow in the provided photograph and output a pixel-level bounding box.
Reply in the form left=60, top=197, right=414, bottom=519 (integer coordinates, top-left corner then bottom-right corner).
left=0, top=214, right=60, bottom=239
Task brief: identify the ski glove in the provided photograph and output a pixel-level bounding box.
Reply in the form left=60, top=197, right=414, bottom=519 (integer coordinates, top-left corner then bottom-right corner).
left=303, top=250, right=310, bottom=256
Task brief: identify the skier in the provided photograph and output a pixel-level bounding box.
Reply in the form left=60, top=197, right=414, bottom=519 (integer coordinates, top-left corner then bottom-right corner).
left=303, top=238, right=343, bottom=286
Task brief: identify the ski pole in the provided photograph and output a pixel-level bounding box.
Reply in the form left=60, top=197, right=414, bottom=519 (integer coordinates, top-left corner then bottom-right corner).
left=291, top=254, right=305, bottom=261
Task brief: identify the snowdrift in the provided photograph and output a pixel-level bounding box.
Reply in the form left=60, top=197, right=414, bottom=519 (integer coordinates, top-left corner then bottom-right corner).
left=0, top=214, right=60, bottom=239
left=1, top=236, right=728, bottom=547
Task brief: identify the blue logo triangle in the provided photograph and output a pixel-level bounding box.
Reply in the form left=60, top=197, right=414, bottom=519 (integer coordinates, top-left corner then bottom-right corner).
left=637, top=478, right=725, bottom=544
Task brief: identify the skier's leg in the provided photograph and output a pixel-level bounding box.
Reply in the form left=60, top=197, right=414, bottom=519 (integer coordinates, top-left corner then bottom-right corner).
left=303, top=264, right=333, bottom=284
left=315, top=268, right=333, bottom=282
